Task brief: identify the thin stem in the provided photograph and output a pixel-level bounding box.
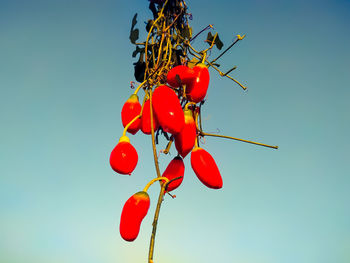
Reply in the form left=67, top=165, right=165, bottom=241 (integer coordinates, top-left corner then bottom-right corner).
left=222, top=66, right=237, bottom=76
left=190, top=24, right=213, bottom=42
left=143, top=177, right=169, bottom=192
left=206, top=59, right=247, bottom=90
left=162, top=138, right=173, bottom=155
left=148, top=183, right=167, bottom=263
left=148, top=88, right=161, bottom=177
left=210, top=35, right=245, bottom=64
left=194, top=109, right=200, bottom=147
left=144, top=14, right=164, bottom=81
left=148, top=87, right=165, bottom=263
left=155, top=21, right=166, bottom=68
left=200, top=131, right=278, bottom=149
left=202, top=33, right=217, bottom=54
left=122, top=115, right=141, bottom=136
left=133, top=79, right=147, bottom=95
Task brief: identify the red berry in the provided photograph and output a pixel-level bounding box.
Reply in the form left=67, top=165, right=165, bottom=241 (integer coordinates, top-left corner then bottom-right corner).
left=174, top=109, right=196, bottom=158
left=110, top=136, right=138, bottom=175
left=141, top=98, right=159, bottom=135
left=167, top=65, right=195, bottom=87
left=185, top=63, right=210, bottom=103
left=121, top=94, right=141, bottom=135
left=119, top=191, right=150, bottom=242
left=162, top=156, right=185, bottom=192
left=190, top=147, right=223, bottom=189
left=152, top=85, right=185, bottom=135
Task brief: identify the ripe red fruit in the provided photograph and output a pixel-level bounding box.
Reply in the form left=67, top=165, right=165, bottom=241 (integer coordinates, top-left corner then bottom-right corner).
left=119, top=191, right=150, bottom=242
left=162, top=156, right=185, bottom=192
left=140, top=98, right=159, bottom=135
left=110, top=136, right=138, bottom=175
left=152, top=85, right=185, bottom=134
left=185, top=63, right=210, bottom=103
left=167, top=65, right=194, bottom=87
left=190, top=147, right=223, bottom=189
left=174, top=109, right=196, bottom=158
left=121, top=94, right=141, bottom=135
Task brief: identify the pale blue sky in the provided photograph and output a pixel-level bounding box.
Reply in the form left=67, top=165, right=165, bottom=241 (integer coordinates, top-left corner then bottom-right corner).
left=1, top=0, right=350, bottom=262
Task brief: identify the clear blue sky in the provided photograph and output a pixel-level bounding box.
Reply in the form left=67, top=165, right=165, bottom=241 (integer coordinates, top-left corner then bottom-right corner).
left=1, top=0, right=349, bottom=262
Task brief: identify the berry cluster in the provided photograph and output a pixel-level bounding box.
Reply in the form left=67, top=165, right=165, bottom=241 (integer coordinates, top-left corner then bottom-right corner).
left=111, top=63, right=223, bottom=241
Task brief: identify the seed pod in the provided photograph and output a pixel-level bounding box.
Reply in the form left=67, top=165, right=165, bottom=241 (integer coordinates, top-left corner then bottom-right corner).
left=121, top=94, right=141, bottom=135
left=120, top=191, right=150, bottom=242
left=185, top=63, right=210, bottom=103
left=174, top=109, right=197, bottom=158
left=167, top=65, right=195, bottom=87
left=162, top=156, right=185, bottom=192
left=110, top=136, right=138, bottom=175
left=140, top=98, right=159, bottom=135
left=152, top=85, right=185, bottom=135
left=191, top=147, right=223, bottom=189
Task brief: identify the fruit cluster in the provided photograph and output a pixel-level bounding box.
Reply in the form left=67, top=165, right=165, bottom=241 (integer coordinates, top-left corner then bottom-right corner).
left=110, top=62, right=224, bottom=241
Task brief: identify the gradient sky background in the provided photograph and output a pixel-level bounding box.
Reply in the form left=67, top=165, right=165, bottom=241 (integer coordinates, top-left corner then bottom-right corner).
left=1, top=0, right=350, bottom=262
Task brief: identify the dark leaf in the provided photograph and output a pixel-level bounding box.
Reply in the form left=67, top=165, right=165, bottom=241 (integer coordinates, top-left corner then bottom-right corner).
left=131, top=13, right=138, bottom=29
left=215, top=34, right=224, bottom=50
left=129, top=13, right=139, bottom=44
left=132, top=46, right=144, bottom=58
left=206, top=32, right=214, bottom=44
left=206, top=32, right=224, bottom=50
left=134, top=54, right=146, bottom=82
left=149, top=3, right=158, bottom=19
left=130, top=29, right=139, bottom=44
left=146, top=20, right=154, bottom=32
left=162, top=129, right=170, bottom=140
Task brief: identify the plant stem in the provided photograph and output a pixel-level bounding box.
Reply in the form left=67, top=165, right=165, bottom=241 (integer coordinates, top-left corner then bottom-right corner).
left=210, top=35, right=242, bottom=64
left=148, top=184, right=167, bottom=263
left=200, top=131, right=279, bottom=149
left=148, top=87, right=166, bottom=263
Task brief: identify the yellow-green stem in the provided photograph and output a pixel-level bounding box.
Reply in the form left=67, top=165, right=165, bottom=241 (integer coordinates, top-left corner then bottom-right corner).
left=200, top=131, right=278, bottom=149
left=143, top=177, right=169, bottom=192
left=133, top=80, right=147, bottom=95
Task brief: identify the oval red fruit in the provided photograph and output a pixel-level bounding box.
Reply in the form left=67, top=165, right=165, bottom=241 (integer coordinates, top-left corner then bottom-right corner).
left=167, top=65, right=195, bottom=87
left=141, top=99, right=159, bottom=135
left=152, top=85, right=185, bottom=134
left=186, top=63, right=210, bottom=103
left=162, top=156, right=185, bottom=192
left=110, top=136, right=138, bottom=175
left=119, top=191, right=150, bottom=242
left=190, top=147, right=223, bottom=189
left=121, top=94, right=141, bottom=135
left=174, top=109, right=196, bottom=158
